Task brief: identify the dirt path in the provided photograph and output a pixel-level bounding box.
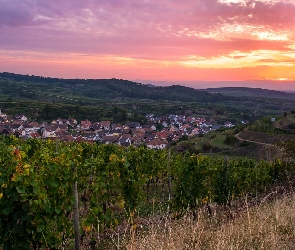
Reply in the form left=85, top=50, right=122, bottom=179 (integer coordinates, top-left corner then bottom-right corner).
left=235, top=133, right=273, bottom=146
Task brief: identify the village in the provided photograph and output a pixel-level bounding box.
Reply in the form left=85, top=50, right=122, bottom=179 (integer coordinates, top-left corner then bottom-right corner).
left=0, top=109, right=235, bottom=149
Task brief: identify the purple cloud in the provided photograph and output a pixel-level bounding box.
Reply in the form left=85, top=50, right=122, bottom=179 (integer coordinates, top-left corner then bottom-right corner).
left=0, top=0, right=39, bottom=27
left=0, top=0, right=294, bottom=61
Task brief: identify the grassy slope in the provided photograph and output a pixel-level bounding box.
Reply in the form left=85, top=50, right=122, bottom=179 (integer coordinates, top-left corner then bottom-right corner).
left=170, top=114, right=295, bottom=160
left=169, top=128, right=266, bottom=159
left=126, top=192, right=295, bottom=249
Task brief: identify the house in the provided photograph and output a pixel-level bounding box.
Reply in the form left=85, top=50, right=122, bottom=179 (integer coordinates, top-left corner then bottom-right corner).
left=13, top=114, right=27, bottom=122
left=0, top=110, right=8, bottom=122
left=211, top=124, right=221, bottom=131
left=126, top=122, right=142, bottom=129
left=146, top=139, right=168, bottom=149
left=133, top=137, right=144, bottom=146
left=118, top=137, right=132, bottom=146
left=129, top=128, right=137, bottom=135
left=83, top=132, right=97, bottom=141
left=0, top=127, right=12, bottom=135
left=23, top=124, right=35, bottom=134
left=56, top=118, right=68, bottom=125
left=185, top=116, right=196, bottom=124
left=27, top=131, right=41, bottom=139
left=132, top=132, right=144, bottom=141
left=80, top=120, right=92, bottom=130
left=40, top=122, right=49, bottom=128
left=90, top=122, right=102, bottom=132
left=42, top=126, right=57, bottom=138
left=123, top=127, right=131, bottom=134
left=201, top=127, right=210, bottom=134
left=28, top=122, right=40, bottom=130
left=7, top=124, right=24, bottom=132
left=62, top=134, right=75, bottom=142
left=149, top=125, right=156, bottom=131
left=179, top=115, right=186, bottom=122
left=154, top=132, right=168, bottom=140
left=108, top=130, right=120, bottom=137
left=55, top=130, right=70, bottom=138
left=100, top=121, right=111, bottom=131
left=161, top=121, right=168, bottom=128
left=55, top=124, right=68, bottom=132
left=189, top=127, right=200, bottom=137
left=90, top=121, right=111, bottom=132
left=144, top=133, right=157, bottom=141
left=146, top=114, right=154, bottom=121
left=119, top=133, right=132, bottom=140
left=135, top=128, right=145, bottom=134
left=0, top=117, right=6, bottom=123
left=224, top=121, right=235, bottom=128
left=101, top=135, right=119, bottom=144
left=169, top=125, right=179, bottom=132
left=179, top=124, right=190, bottom=131
left=11, top=120, right=25, bottom=125
left=75, top=135, right=88, bottom=143
left=24, top=123, right=40, bottom=134
left=67, top=118, right=77, bottom=127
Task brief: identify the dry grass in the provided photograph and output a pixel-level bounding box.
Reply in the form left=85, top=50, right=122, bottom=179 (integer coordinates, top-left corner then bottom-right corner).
left=125, top=194, right=295, bottom=250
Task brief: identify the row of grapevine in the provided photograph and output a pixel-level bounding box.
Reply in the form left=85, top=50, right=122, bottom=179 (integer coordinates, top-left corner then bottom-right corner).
left=0, top=136, right=293, bottom=249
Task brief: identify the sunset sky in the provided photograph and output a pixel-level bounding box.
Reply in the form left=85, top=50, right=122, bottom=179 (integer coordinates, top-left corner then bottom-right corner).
left=1, top=0, right=295, bottom=90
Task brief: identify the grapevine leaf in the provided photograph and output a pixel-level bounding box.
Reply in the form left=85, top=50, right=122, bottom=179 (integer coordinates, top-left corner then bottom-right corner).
left=2, top=207, right=11, bottom=215
left=16, top=186, right=26, bottom=194
left=55, top=207, right=61, bottom=214
left=51, top=180, right=58, bottom=187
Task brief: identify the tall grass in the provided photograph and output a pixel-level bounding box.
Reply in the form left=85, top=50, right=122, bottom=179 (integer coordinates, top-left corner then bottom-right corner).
left=125, top=193, right=295, bottom=250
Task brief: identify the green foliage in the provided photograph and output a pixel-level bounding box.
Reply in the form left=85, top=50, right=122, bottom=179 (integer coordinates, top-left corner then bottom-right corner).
left=155, top=123, right=164, bottom=131
left=202, top=142, right=212, bottom=151
left=180, top=135, right=189, bottom=141
left=249, top=118, right=274, bottom=133
left=0, top=137, right=74, bottom=249
left=0, top=136, right=294, bottom=248
left=224, top=134, right=238, bottom=145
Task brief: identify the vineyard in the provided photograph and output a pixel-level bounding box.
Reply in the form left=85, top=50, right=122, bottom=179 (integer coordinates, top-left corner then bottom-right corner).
left=0, top=136, right=294, bottom=249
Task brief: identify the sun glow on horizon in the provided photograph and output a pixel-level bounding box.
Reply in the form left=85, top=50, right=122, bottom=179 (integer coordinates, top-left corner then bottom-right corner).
left=266, top=78, right=294, bottom=81
left=181, top=49, right=295, bottom=69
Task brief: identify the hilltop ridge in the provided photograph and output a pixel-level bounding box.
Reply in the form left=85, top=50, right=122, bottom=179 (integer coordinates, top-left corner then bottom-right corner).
left=205, top=87, right=295, bottom=100
left=0, top=72, right=233, bottom=103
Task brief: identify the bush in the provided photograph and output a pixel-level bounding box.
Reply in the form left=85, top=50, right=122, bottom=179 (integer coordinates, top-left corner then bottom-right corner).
left=224, top=135, right=238, bottom=145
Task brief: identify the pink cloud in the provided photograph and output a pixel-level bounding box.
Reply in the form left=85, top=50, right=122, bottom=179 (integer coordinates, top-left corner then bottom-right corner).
left=0, top=0, right=295, bottom=82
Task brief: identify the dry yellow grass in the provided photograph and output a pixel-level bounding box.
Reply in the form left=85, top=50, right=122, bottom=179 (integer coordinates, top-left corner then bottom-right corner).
left=125, top=194, right=295, bottom=250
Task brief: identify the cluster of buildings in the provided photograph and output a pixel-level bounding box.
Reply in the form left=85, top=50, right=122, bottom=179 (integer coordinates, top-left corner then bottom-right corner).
left=0, top=109, right=235, bottom=149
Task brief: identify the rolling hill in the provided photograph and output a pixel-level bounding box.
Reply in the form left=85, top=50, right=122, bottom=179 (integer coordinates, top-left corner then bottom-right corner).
left=0, top=72, right=236, bottom=104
